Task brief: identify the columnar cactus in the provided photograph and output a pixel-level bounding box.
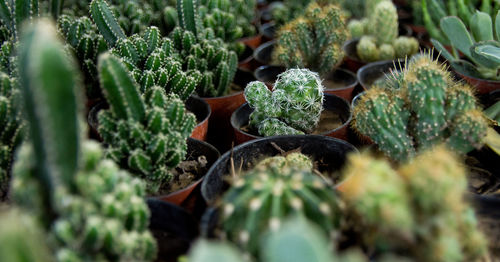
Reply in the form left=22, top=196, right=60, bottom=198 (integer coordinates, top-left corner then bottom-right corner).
left=244, top=69, right=324, bottom=136
left=366, top=1, right=397, bottom=46
left=90, top=0, right=126, bottom=47
left=341, top=147, right=487, bottom=261
left=13, top=20, right=156, bottom=261
left=97, top=53, right=196, bottom=193
left=273, top=2, right=348, bottom=77
left=0, top=0, right=39, bottom=40
left=352, top=53, right=488, bottom=162
left=219, top=155, right=341, bottom=257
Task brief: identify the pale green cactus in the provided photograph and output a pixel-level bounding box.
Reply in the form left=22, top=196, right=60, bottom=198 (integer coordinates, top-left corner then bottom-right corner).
left=244, top=69, right=324, bottom=136
left=393, top=36, right=419, bottom=59
left=366, top=0, right=397, bottom=46
left=356, top=36, right=380, bottom=62
left=13, top=19, right=156, bottom=261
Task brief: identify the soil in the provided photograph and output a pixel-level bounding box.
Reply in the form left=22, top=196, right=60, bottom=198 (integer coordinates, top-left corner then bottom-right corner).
left=324, top=79, right=350, bottom=90
left=157, top=155, right=208, bottom=195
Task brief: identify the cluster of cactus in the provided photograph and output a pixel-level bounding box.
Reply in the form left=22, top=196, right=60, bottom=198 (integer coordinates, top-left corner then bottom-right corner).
left=0, top=0, right=40, bottom=41
left=421, top=0, right=500, bottom=44
left=272, top=2, right=348, bottom=77
left=352, top=53, right=489, bottom=162
left=111, top=26, right=199, bottom=100
left=97, top=53, right=196, bottom=193
left=169, top=0, right=237, bottom=97
left=219, top=152, right=341, bottom=257
left=349, top=1, right=419, bottom=62
left=433, top=10, right=500, bottom=81
left=269, top=0, right=341, bottom=26
left=108, top=0, right=157, bottom=36
left=341, top=147, right=487, bottom=261
left=12, top=20, right=156, bottom=261
left=244, top=69, right=324, bottom=137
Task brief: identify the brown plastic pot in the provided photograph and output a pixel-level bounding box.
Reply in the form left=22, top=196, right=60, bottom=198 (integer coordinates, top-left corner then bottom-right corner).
left=230, top=93, right=352, bottom=145
left=238, top=34, right=263, bottom=50
left=452, top=62, right=500, bottom=94
left=156, top=138, right=220, bottom=208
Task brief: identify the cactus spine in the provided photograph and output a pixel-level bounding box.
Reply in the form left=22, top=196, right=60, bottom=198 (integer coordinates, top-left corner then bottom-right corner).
left=244, top=69, right=324, bottom=136
left=273, top=2, right=348, bottom=77
left=219, top=154, right=341, bottom=257
left=352, top=53, right=488, bottom=162
left=97, top=52, right=196, bottom=193
left=90, top=0, right=126, bottom=46
left=13, top=19, right=156, bottom=261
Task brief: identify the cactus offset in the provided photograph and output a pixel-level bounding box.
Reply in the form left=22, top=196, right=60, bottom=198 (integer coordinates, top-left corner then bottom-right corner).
left=97, top=53, right=196, bottom=193
left=366, top=1, right=398, bottom=45
left=352, top=53, right=488, bottom=162
left=244, top=69, right=324, bottom=136
left=273, top=2, right=348, bottom=77
left=13, top=20, right=156, bottom=261
left=219, top=157, right=341, bottom=257
left=356, top=36, right=380, bottom=62
left=90, top=0, right=125, bottom=47
left=393, top=36, right=419, bottom=59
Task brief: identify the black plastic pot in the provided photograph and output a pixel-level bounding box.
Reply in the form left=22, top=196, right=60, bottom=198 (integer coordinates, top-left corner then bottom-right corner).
left=200, top=135, right=358, bottom=204
left=259, top=22, right=276, bottom=40
left=254, top=65, right=284, bottom=87
left=253, top=40, right=276, bottom=65
left=357, top=59, right=406, bottom=90
left=146, top=198, right=198, bottom=262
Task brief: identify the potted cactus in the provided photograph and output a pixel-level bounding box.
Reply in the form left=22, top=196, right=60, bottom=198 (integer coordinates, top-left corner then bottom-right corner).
left=352, top=53, right=489, bottom=162
left=12, top=20, right=157, bottom=261
left=432, top=10, right=500, bottom=94
left=231, top=69, right=352, bottom=144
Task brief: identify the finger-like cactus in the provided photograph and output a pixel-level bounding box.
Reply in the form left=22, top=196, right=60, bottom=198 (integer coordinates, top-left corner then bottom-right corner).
left=97, top=53, right=196, bottom=193
left=341, top=147, right=487, bottom=261
left=273, top=2, right=348, bottom=77
left=13, top=19, right=156, bottom=261
left=244, top=69, right=324, bottom=136
left=90, top=0, right=126, bottom=46
left=393, top=36, right=419, bottom=59
left=356, top=36, right=379, bottom=62
left=352, top=53, right=488, bottom=162
left=366, top=0, right=397, bottom=45
left=0, top=0, right=39, bottom=40
left=219, top=157, right=341, bottom=257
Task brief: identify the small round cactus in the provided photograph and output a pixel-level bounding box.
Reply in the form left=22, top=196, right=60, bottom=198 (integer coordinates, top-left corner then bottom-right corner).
left=244, top=68, right=324, bottom=136
left=219, top=155, right=341, bottom=256
left=348, top=19, right=366, bottom=39
left=379, top=44, right=395, bottom=60
left=356, top=36, right=379, bottom=62
left=393, top=36, right=419, bottom=59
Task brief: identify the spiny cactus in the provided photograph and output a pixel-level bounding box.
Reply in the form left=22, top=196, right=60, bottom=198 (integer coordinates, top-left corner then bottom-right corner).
left=244, top=68, right=324, bottom=136
left=0, top=0, right=39, bottom=40
left=219, top=156, right=341, bottom=257
left=269, top=0, right=342, bottom=26
left=341, top=147, right=488, bottom=261
left=366, top=1, right=397, bottom=46
left=111, top=26, right=199, bottom=100
left=97, top=52, right=196, bottom=193
left=90, top=0, right=126, bottom=47
left=13, top=19, right=156, bottom=261
left=352, top=54, right=488, bottom=162
left=273, top=2, right=348, bottom=77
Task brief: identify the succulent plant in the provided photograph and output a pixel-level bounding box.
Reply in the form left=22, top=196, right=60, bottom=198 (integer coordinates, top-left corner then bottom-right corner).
left=273, top=2, right=348, bottom=77
left=90, top=0, right=126, bottom=47
left=433, top=10, right=500, bottom=81
left=269, top=0, right=342, bottom=26
left=219, top=155, right=341, bottom=257
left=366, top=1, right=398, bottom=46
left=0, top=0, right=40, bottom=40
left=352, top=53, right=489, bottom=162
left=13, top=19, right=156, bottom=261
left=97, top=52, right=196, bottom=193
left=341, top=147, right=488, bottom=261
left=244, top=69, right=324, bottom=136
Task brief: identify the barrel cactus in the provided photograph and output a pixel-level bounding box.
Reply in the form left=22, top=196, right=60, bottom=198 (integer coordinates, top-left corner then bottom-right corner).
left=244, top=69, right=324, bottom=136
left=341, top=147, right=487, bottom=261
left=12, top=19, right=156, bottom=261
left=352, top=53, right=488, bottom=162
left=97, top=53, right=196, bottom=193
left=273, top=2, right=348, bottom=77
left=219, top=153, right=341, bottom=257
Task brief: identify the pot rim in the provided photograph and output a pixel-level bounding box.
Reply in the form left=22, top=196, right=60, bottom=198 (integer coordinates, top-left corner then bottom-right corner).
left=253, top=40, right=277, bottom=65
left=452, top=60, right=500, bottom=84
left=357, top=59, right=406, bottom=90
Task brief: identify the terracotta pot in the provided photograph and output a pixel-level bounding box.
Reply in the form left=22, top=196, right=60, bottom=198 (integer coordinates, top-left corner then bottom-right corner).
left=357, top=59, right=406, bottom=90
left=201, top=135, right=358, bottom=204
left=453, top=64, right=500, bottom=94
left=231, top=93, right=352, bottom=145
left=203, top=69, right=257, bottom=152
left=238, top=34, right=263, bottom=50
left=157, top=138, right=220, bottom=209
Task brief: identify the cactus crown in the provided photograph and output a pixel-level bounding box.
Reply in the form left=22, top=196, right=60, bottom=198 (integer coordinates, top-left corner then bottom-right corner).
left=244, top=68, right=324, bottom=136
left=97, top=52, right=196, bottom=193
left=219, top=153, right=341, bottom=257
left=13, top=20, right=156, bottom=261
left=352, top=53, right=488, bottom=162
left=341, top=147, right=487, bottom=261
left=273, top=2, right=348, bottom=77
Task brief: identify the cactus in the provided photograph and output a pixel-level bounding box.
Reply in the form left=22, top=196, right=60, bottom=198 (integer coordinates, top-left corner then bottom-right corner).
left=341, top=147, right=488, bottom=261
left=0, top=0, right=39, bottom=40
left=352, top=53, right=489, bottom=162
left=273, top=2, right=348, bottom=77
left=393, top=37, right=419, bottom=59
left=199, top=0, right=243, bottom=47
left=356, top=36, right=380, bottom=62
left=269, top=0, right=342, bottom=26
left=13, top=19, right=156, bottom=261
left=366, top=1, right=397, bottom=46
left=90, top=0, right=125, bottom=47
left=219, top=157, right=341, bottom=257
left=347, top=19, right=366, bottom=38
left=97, top=52, right=196, bottom=193
left=244, top=69, right=324, bottom=136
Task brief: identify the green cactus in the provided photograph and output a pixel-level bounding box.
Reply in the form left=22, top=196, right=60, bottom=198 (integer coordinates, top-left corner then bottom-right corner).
left=356, top=36, right=380, bottom=62
left=352, top=53, right=489, bottom=162
left=366, top=0, right=397, bottom=45
left=244, top=69, right=324, bottom=136
left=90, top=0, right=126, bottom=47
left=13, top=19, right=156, bottom=261
left=269, top=0, right=342, bottom=26
left=341, top=147, right=488, bottom=261
left=219, top=157, right=341, bottom=257
left=0, top=0, right=39, bottom=40
left=393, top=37, right=419, bottom=59
left=273, top=2, right=348, bottom=77
left=199, top=0, right=243, bottom=46
left=347, top=19, right=366, bottom=39
left=97, top=52, right=196, bottom=193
